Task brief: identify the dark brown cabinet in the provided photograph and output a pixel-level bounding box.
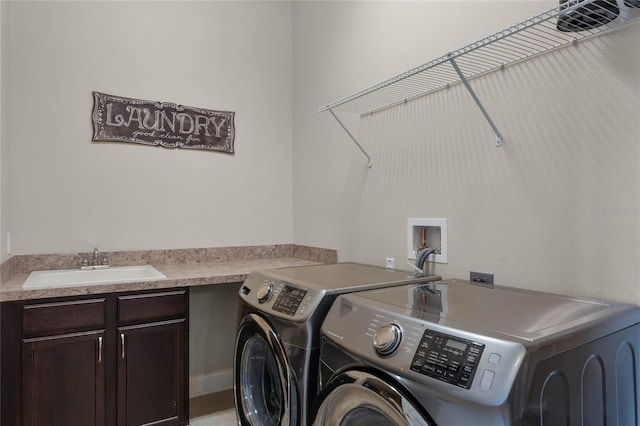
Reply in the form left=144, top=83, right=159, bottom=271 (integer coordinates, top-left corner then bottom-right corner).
left=1, top=288, right=189, bottom=426
left=22, top=330, right=106, bottom=426
left=117, top=322, right=185, bottom=426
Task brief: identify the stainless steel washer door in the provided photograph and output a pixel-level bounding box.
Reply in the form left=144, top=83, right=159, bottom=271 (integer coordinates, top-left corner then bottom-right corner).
left=312, top=370, right=434, bottom=426
left=234, top=313, right=291, bottom=426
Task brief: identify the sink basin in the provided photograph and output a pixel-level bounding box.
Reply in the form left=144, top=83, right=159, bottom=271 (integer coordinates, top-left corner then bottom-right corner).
left=23, top=265, right=167, bottom=289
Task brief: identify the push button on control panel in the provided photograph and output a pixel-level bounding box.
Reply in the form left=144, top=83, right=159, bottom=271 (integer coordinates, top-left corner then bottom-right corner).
left=488, top=353, right=501, bottom=365
left=480, top=369, right=495, bottom=390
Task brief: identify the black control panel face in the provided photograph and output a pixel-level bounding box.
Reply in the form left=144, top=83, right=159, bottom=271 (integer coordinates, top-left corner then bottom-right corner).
left=272, top=285, right=307, bottom=316
left=410, top=329, right=484, bottom=389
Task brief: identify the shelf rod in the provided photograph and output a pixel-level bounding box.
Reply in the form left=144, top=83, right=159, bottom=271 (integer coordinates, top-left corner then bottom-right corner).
left=328, top=108, right=373, bottom=168
left=448, top=54, right=503, bottom=147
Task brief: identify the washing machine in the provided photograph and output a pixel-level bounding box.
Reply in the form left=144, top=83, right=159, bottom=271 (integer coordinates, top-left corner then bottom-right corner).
left=233, top=262, right=441, bottom=426
left=312, top=279, right=640, bottom=425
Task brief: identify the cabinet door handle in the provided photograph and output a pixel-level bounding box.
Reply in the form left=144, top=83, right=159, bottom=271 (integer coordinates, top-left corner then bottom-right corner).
left=98, top=336, right=103, bottom=363
left=120, top=333, right=125, bottom=359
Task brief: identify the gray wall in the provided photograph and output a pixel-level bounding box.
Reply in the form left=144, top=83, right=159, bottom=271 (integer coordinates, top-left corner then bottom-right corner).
left=2, top=1, right=293, bottom=256
left=1, top=1, right=7, bottom=264
left=292, top=1, right=640, bottom=303
left=189, top=283, right=241, bottom=395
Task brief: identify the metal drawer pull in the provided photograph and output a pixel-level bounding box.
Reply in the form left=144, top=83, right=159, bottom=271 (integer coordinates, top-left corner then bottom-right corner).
left=121, top=333, right=125, bottom=359
left=98, top=336, right=103, bottom=363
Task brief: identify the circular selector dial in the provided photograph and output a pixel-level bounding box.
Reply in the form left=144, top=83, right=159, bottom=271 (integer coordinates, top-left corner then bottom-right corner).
left=256, top=282, right=274, bottom=303
left=373, top=323, right=403, bottom=356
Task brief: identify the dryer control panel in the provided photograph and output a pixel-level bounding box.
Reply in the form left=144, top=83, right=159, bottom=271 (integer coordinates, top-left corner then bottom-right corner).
left=410, top=329, right=484, bottom=389
left=240, top=274, right=327, bottom=322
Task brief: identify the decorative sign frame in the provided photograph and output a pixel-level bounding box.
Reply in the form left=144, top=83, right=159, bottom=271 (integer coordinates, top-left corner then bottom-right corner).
left=92, top=92, right=235, bottom=153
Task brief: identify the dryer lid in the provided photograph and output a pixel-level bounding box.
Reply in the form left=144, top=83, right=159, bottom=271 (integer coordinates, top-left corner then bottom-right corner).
left=259, top=262, right=436, bottom=293
left=353, top=279, right=640, bottom=343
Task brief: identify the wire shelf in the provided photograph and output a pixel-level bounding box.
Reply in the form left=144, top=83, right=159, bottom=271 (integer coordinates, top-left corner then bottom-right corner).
left=319, top=0, right=640, bottom=117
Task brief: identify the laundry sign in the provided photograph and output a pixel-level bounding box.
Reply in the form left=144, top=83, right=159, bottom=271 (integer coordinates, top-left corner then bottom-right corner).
left=91, top=92, right=235, bottom=153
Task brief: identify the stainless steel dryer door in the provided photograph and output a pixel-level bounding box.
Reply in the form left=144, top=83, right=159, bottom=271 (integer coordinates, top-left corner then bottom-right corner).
left=234, top=313, right=292, bottom=426
left=312, top=370, right=434, bottom=426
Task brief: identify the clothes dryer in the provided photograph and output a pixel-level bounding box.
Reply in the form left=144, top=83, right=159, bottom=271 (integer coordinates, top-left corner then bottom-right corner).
left=233, top=262, right=440, bottom=426
left=312, top=280, right=640, bottom=425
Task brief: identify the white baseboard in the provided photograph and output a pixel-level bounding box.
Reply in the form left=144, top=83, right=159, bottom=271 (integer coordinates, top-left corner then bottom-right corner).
left=189, top=368, right=234, bottom=397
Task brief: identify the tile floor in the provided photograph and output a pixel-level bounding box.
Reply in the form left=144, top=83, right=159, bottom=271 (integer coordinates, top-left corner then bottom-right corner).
left=189, top=389, right=236, bottom=426
left=189, top=408, right=236, bottom=426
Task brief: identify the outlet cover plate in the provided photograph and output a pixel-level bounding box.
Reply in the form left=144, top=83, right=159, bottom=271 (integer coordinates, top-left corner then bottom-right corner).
left=470, top=271, right=494, bottom=286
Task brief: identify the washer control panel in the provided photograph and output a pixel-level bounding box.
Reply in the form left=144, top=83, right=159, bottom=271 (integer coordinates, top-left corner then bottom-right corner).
left=272, top=285, right=308, bottom=316
left=240, top=274, right=323, bottom=321
left=410, top=329, right=484, bottom=389
left=320, top=292, right=528, bottom=407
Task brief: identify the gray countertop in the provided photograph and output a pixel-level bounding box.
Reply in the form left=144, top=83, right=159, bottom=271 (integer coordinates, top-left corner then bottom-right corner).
left=1, top=245, right=336, bottom=302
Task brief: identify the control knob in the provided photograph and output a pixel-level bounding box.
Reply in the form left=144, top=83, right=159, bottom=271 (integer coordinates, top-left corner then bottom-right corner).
left=256, top=282, right=274, bottom=303
left=373, top=323, right=403, bottom=356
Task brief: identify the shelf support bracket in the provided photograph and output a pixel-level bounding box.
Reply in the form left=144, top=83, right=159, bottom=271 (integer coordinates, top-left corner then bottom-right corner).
left=328, top=108, right=373, bottom=168
left=448, top=55, right=503, bottom=147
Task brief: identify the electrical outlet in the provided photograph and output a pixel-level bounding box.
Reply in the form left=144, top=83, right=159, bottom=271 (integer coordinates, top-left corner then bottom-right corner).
left=407, top=218, right=447, bottom=263
left=385, top=257, right=395, bottom=269
left=470, top=271, right=494, bottom=285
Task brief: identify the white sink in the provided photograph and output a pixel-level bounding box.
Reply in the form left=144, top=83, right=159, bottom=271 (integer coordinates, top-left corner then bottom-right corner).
left=23, top=265, right=167, bottom=289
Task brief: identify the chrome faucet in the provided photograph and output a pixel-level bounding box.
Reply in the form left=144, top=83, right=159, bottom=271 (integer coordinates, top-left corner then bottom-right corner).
left=81, top=247, right=109, bottom=270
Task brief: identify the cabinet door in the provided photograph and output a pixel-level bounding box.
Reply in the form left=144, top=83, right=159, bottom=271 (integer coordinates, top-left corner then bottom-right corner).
left=22, top=330, right=106, bottom=426
left=117, top=320, right=186, bottom=426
